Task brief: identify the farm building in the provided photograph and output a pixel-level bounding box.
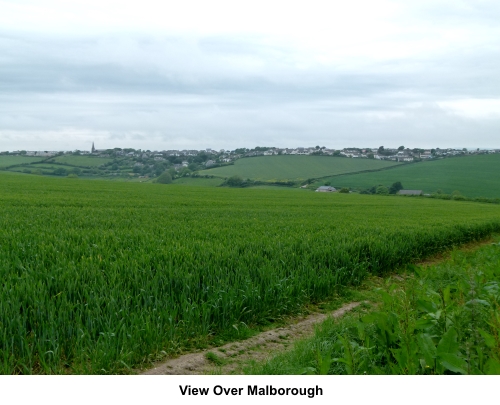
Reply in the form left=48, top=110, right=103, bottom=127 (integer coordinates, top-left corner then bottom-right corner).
left=316, top=186, right=337, bottom=192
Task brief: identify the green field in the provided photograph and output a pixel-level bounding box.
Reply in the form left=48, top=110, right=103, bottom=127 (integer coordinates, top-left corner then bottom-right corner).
left=24, top=163, right=75, bottom=170
left=52, top=155, right=114, bottom=167
left=1, top=171, right=500, bottom=374
left=316, top=154, right=500, bottom=198
left=0, top=155, right=46, bottom=167
left=204, top=155, right=400, bottom=181
left=248, top=237, right=500, bottom=375
left=172, top=177, right=224, bottom=187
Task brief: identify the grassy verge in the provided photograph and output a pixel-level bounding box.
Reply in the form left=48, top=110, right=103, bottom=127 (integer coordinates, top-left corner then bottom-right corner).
left=245, top=237, right=500, bottom=374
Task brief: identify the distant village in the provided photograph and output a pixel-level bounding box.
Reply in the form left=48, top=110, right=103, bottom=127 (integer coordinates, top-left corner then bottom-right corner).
left=2, top=144, right=500, bottom=194
left=3, top=144, right=500, bottom=170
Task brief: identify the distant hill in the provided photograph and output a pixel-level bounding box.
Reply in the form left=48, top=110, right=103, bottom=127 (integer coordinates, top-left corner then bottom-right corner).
left=315, top=154, right=500, bottom=198
left=203, top=155, right=400, bottom=182
left=0, top=154, right=135, bottom=179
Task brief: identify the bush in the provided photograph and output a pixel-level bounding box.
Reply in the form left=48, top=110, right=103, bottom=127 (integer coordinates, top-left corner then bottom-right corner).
left=53, top=167, right=67, bottom=176
left=376, top=186, right=389, bottom=195
left=226, top=175, right=244, bottom=187
left=156, top=171, right=172, bottom=184
left=389, top=181, right=403, bottom=194
left=339, top=187, right=350, bottom=193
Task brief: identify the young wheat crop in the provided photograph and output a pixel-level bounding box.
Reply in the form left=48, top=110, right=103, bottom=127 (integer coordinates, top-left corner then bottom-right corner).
left=1, top=172, right=500, bottom=373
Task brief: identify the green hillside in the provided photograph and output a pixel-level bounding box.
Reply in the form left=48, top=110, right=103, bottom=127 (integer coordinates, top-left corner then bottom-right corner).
left=53, top=155, right=114, bottom=167
left=204, top=155, right=400, bottom=181
left=315, top=154, right=500, bottom=198
left=0, top=155, right=45, bottom=167
left=1, top=154, right=135, bottom=178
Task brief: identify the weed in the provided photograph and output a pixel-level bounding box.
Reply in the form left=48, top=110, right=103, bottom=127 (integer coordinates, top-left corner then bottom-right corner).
left=246, top=239, right=500, bottom=375
left=205, top=352, right=225, bottom=366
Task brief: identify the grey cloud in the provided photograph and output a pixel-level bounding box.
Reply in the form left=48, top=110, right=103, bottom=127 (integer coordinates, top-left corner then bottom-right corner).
left=1, top=22, right=499, bottom=151
left=2, top=31, right=499, bottom=104
left=2, top=89, right=498, bottom=151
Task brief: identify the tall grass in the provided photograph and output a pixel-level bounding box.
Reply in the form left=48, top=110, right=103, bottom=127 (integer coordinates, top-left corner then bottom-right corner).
left=247, top=240, right=500, bottom=375
left=1, top=173, right=500, bottom=373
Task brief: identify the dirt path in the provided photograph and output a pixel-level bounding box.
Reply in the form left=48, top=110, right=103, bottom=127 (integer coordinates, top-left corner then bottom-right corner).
left=142, top=301, right=361, bottom=375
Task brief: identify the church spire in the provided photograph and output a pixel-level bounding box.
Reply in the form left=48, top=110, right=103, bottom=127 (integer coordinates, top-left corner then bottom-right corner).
left=91, top=142, right=95, bottom=153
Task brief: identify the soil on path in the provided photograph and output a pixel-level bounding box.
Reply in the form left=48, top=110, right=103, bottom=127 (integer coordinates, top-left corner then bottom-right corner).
left=142, top=301, right=361, bottom=375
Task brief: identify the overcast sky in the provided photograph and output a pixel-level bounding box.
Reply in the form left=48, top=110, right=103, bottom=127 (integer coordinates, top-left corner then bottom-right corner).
left=1, top=0, right=499, bottom=151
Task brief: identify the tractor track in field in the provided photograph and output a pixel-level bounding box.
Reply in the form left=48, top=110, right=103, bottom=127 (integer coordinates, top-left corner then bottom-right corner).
left=141, top=301, right=362, bottom=375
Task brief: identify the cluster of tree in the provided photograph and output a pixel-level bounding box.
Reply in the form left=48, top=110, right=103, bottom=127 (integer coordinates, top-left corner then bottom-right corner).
left=377, top=146, right=428, bottom=156
left=52, top=167, right=82, bottom=176
left=360, top=182, right=404, bottom=195
left=132, top=162, right=170, bottom=177
left=222, top=175, right=296, bottom=188
left=155, top=171, right=173, bottom=184
left=377, top=146, right=403, bottom=156
left=311, top=146, right=328, bottom=156
left=154, top=166, right=208, bottom=184
left=223, top=175, right=256, bottom=187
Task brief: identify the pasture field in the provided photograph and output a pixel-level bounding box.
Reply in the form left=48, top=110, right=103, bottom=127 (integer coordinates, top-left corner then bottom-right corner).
left=1, top=171, right=500, bottom=374
left=0, top=155, right=45, bottom=167
left=203, top=155, right=400, bottom=181
left=52, top=155, right=114, bottom=167
left=317, top=154, right=500, bottom=198
left=7, top=164, right=80, bottom=176
left=19, top=163, right=74, bottom=171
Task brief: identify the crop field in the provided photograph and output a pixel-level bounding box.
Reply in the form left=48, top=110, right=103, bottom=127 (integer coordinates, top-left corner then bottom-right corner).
left=317, top=154, right=500, bottom=198
left=203, top=155, right=400, bottom=181
left=0, top=156, right=46, bottom=167
left=1, top=171, right=500, bottom=374
left=172, top=177, right=224, bottom=187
